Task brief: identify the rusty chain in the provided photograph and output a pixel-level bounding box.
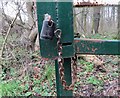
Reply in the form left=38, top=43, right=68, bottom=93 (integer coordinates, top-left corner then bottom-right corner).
left=54, top=29, right=77, bottom=91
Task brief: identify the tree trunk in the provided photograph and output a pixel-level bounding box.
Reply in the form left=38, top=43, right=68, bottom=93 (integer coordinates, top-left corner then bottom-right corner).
left=112, top=6, right=115, bottom=22
left=83, top=8, right=88, bottom=33
left=91, top=6, right=101, bottom=34
left=118, top=3, right=120, bottom=39
left=26, top=2, right=34, bottom=29
left=81, top=8, right=84, bottom=29
left=21, top=2, right=34, bottom=42
left=107, top=6, right=110, bottom=18
left=29, top=27, right=38, bottom=51
left=21, top=1, right=38, bottom=50
left=100, top=7, right=104, bottom=34
left=0, top=8, right=3, bottom=35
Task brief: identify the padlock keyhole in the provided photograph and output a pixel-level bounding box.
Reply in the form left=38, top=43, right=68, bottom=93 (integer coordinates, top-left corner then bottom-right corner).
left=48, top=21, right=53, bottom=27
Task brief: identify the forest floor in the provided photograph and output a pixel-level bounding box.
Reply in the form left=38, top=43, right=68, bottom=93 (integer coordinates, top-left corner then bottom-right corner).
left=0, top=33, right=119, bottom=97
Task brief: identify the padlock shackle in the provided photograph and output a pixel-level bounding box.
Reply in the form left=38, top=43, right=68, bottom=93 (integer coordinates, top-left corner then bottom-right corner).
left=44, top=13, right=51, bottom=21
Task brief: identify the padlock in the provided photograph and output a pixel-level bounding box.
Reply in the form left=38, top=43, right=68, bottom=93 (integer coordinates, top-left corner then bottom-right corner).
left=40, top=14, right=56, bottom=40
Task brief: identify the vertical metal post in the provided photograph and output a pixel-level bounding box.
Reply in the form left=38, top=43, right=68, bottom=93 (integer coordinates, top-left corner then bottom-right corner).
left=55, top=58, right=73, bottom=97
left=36, top=1, right=74, bottom=97
left=55, top=1, right=73, bottom=97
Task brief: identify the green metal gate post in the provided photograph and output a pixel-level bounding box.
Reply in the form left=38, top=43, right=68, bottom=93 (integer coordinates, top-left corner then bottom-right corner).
left=36, top=1, right=74, bottom=97
left=55, top=58, right=73, bottom=97
left=36, top=1, right=120, bottom=97
left=55, top=2, right=74, bottom=97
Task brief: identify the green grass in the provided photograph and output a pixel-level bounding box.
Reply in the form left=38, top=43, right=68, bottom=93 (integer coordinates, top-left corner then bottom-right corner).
left=0, top=38, right=55, bottom=96
left=79, top=59, right=94, bottom=72
left=1, top=31, right=118, bottom=96
left=1, top=62, right=55, bottom=96
left=87, top=76, right=103, bottom=86
left=0, top=80, right=23, bottom=96
left=87, top=33, right=118, bottom=40
left=44, top=63, right=55, bottom=81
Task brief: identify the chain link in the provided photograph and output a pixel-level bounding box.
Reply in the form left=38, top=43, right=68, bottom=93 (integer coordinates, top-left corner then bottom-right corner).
left=54, top=29, right=77, bottom=91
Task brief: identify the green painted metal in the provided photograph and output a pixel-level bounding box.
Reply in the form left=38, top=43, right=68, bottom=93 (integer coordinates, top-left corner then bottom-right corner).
left=36, top=1, right=74, bottom=97
left=57, top=2, right=74, bottom=43
left=40, top=39, right=74, bottom=58
left=55, top=58, right=73, bottom=97
left=36, top=2, right=57, bottom=58
left=54, top=2, right=74, bottom=97
left=36, top=1, right=120, bottom=97
left=36, top=1, right=74, bottom=58
left=74, top=38, right=120, bottom=55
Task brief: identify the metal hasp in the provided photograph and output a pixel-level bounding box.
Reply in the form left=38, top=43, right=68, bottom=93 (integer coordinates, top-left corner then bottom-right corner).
left=36, top=0, right=74, bottom=97
left=36, top=1, right=74, bottom=59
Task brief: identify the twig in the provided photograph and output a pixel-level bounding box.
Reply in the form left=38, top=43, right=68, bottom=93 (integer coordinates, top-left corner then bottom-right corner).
left=105, top=83, right=118, bottom=95
left=28, top=61, right=41, bottom=66
left=0, top=12, right=19, bottom=58
left=76, top=16, right=86, bottom=33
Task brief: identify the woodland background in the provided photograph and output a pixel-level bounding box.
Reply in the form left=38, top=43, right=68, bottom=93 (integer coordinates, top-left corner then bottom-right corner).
left=0, top=0, right=120, bottom=96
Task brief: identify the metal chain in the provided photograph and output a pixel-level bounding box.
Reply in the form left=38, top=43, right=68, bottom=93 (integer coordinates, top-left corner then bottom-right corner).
left=54, top=29, right=77, bottom=91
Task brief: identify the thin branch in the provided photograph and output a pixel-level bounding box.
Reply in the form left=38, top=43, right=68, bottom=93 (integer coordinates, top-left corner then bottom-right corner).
left=74, top=11, right=83, bottom=17
left=15, top=22, right=29, bottom=30
left=76, top=16, right=86, bottom=33
left=0, top=12, right=19, bottom=58
left=14, top=1, right=26, bottom=24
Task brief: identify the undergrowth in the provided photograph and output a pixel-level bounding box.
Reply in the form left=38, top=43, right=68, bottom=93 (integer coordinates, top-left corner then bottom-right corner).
left=0, top=34, right=119, bottom=96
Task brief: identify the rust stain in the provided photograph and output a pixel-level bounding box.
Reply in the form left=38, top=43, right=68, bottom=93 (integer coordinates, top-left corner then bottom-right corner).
left=91, top=40, right=103, bottom=43
left=92, top=48, right=98, bottom=53
left=74, top=39, right=103, bottom=43
left=74, top=1, right=104, bottom=7
left=85, top=39, right=103, bottom=43
left=42, top=58, right=49, bottom=61
left=74, top=40, right=81, bottom=43
left=77, top=47, right=80, bottom=52
left=87, top=47, right=90, bottom=50
left=81, top=43, right=84, bottom=47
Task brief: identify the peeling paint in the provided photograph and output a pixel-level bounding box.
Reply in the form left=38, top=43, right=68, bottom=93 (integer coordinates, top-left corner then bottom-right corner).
left=74, top=39, right=120, bottom=55
left=81, top=43, right=85, bottom=47
left=77, top=47, right=80, bottom=52
left=75, top=38, right=103, bottom=43
left=92, top=48, right=97, bottom=53
left=87, top=47, right=90, bottom=50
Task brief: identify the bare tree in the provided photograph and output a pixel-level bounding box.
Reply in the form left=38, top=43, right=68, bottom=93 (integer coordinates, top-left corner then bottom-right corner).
left=0, top=0, right=39, bottom=54
left=112, top=6, right=115, bottom=22
left=118, top=2, right=120, bottom=39
left=0, top=7, right=3, bottom=35
left=99, top=7, right=104, bottom=34
left=91, top=6, right=101, bottom=34
left=83, top=8, right=89, bottom=33
left=21, top=1, right=39, bottom=51
left=0, top=12, right=19, bottom=58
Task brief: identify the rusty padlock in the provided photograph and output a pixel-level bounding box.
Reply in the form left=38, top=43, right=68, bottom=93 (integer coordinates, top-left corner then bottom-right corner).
left=40, top=14, right=56, bottom=40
